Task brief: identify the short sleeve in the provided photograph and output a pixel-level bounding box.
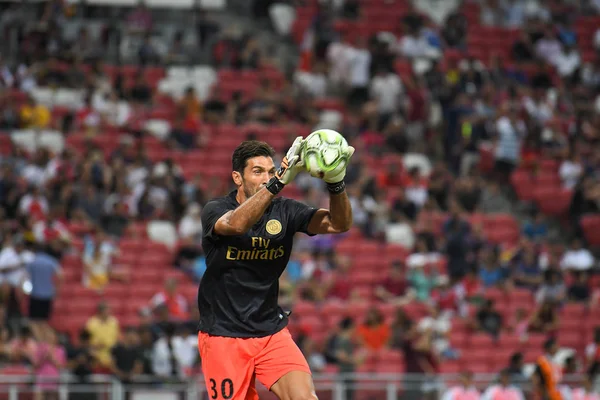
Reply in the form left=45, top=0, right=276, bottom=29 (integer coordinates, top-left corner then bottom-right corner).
left=284, top=199, right=318, bottom=236
left=201, top=199, right=232, bottom=242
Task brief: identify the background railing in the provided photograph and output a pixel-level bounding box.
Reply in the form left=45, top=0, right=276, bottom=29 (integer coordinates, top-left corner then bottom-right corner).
left=0, top=372, right=574, bottom=400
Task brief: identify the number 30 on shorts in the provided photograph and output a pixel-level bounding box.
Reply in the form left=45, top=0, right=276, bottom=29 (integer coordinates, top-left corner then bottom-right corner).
left=209, top=378, right=234, bottom=399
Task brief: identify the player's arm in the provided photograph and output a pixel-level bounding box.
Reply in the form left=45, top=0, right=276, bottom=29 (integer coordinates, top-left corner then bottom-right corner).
left=214, top=188, right=276, bottom=236
left=307, top=191, right=352, bottom=234
left=308, top=142, right=355, bottom=235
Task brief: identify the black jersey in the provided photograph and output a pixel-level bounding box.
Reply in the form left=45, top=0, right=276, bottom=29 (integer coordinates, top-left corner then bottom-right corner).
left=197, top=190, right=318, bottom=338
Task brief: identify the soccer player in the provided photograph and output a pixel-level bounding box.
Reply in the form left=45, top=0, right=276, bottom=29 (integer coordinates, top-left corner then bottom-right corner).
left=197, top=138, right=354, bottom=400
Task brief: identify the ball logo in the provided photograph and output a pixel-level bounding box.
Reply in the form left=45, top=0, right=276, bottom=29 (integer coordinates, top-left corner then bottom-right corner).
left=266, top=219, right=282, bottom=235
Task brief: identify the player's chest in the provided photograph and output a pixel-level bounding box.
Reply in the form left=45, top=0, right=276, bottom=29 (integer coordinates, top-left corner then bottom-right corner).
left=223, top=214, right=291, bottom=262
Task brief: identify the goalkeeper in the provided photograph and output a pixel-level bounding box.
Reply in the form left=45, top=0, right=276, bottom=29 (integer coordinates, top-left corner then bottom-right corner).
left=197, top=137, right=354, bottom=400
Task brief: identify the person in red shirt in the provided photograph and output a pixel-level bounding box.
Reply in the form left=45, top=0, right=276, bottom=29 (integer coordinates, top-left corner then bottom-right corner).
left=356, top=307, right=391, bottom=351
left=375, top=260, right=414, bottom=305
left=325, top=258, right=354, bottom=301
left=430, top=276, right=466, bottom=317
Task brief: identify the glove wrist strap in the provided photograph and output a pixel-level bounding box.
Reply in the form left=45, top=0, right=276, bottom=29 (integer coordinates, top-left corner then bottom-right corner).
left=326, top=180, right=346, bottom=195
left=266, top=177, right=285, bottom=195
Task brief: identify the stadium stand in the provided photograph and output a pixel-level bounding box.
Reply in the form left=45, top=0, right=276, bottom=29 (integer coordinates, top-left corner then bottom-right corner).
left=0, top=0, right=600, bottom=398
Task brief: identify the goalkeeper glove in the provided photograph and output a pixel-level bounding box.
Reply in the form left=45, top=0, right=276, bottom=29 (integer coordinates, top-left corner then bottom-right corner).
left=267, top=136, right=305, bottom=194
left=322, top=146, right=355, bottom=184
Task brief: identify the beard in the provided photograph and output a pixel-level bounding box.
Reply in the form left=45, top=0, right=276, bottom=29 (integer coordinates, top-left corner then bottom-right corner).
left=242, top=180, right=261, bottom=199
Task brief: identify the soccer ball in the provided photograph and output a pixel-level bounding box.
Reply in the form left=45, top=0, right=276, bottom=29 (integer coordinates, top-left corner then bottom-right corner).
left=302, top=129, right=350, bottom=179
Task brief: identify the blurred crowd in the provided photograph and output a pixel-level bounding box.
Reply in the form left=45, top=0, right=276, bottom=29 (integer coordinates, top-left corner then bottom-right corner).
left=0, top=0, right=599, bottom=398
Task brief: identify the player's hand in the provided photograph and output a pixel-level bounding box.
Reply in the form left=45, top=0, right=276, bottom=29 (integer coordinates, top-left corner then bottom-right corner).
left=275, top=136, right=304, bottom=185
left=322, top=145, right=355, bottom=183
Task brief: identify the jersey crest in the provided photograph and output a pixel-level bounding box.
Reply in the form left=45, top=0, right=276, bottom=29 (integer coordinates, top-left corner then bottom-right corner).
left=266, top=219, right=282, bottom=235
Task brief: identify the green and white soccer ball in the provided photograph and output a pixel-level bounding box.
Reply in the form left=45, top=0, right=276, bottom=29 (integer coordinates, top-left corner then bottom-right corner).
left=302, top=129, right=350, bottom=179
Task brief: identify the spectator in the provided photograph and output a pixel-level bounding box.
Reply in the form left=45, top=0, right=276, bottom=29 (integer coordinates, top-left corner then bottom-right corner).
left=510, top=308, right=530, bottom=342
left=494, top=104, right=525, bottom=184
left=418, top=307, right=458, bottom=359
left=19, top=96, right=51, bottom=130
left=441, top=371, right=479, bottom=400
left=563, top=374, right=597, bottom=400
left=522, top=209, right=549, bottom=242
left=19, top=185, right=49, bottom=221
left=535, top=270, right=566, bottom=305
left=512, top=31, right=536, bottom=63
left=481, top=368, right=526, bottom=400
left=585, top=327, right=600, bottom=370
left=67, top=330, right=96, bottom=387
left=127, top=0, right=153, bottom=35
left=529, top=300, right=559, bottom=334
left=398, top=19, right=440, bottom=60
left=568, top=271, right=591, bottom=303
left=299, top=335, right=326, bottom=373
left=473, top=299, right=503, bottom=338
left=152, top=323, right=197, bottom=379
left=369, top=66, right=403, bottom=120
left=8, top=325, right=37, bottom=365
left=560, top=238, right=595, bottom=271
left=178, top=203, right=202, bottom=241
left=442, top=11, right=467, bottom=49
left=536, top=27, right=563, bottom=65
left=150, top=278, right=189, bottom=320
left=325, top=318, right=364, bottom=400
left=0, top=234, right=31, bottom=303
left=407, top=326, right=440, bottom=399
left=390, top=308, right=415, bottom=349
left=82, top=234, right=119, bottom=292
left=179, top=87, right=202, bottom=121
left=27, top=244, right=63, bottom=340
left=478, top=247, right=509, bottom=288
left=533, top=338, right=562, bottom=400
left=111, top=327, right=143, bottom=385
left=479, top=180, right=512, bottom=214
left=33, top=328, right=65, bottom=400
left=374, top=260, right=414, bottom=305
left=356, top=307, right=390, bottom=351
left=559, top=150, right=584, bottom=190
left=513, top=247, right=543, bottom=290
left=506, top=352, right=526, bottom=384
left=85, top=302, right=120, bottom=368
left=430, top=275, right=466, bottom=317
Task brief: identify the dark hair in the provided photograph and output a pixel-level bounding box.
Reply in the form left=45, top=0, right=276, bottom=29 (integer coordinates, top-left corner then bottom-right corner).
left=510, top=352, right=523, bottom=364
left=339, top=317, right=354, bottom=331
left=163, top=323, right=176, bottom=337
left=79, top=329, right=91, bottom=341
left=232, top=141, right=275, bottom=173
left=543, top=337, right=556, bottom=352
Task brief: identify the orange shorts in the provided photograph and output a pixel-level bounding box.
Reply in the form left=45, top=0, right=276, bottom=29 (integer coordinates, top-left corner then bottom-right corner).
left=198, top=327, right=311, bottom=400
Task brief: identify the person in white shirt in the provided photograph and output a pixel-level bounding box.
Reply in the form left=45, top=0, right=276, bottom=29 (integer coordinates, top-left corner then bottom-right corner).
left=535, top=28, right=562, bottom=65
left=397, top=26, right=440, bottom=59
left=326, top=38, right=354, bottom=88
left=560, top=238, right=595, bottom=271
left=441, top=371, right=480, bottom=400
left=585, top=327, right=600, bottom=368
left=0, top=235, right=33, bottom=295
left=561, top=374, right=600, bottom=400
left=18, top=186, right=49, bottom=219
left=346, top=37, right=371, bottom=110
left=178, top=203, right=203, bottom=241
left=152, top=323, right=197, bottom=378
left=553, top=43, right=581, bottom=79
left=370, top=67, right=403, bottom=117
left=481, top=369, right=525, bottom=400
left=559, top=152, right=583, bottom=190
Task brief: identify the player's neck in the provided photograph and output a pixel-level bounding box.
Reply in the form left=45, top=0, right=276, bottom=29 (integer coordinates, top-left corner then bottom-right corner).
left=235, top=189, right=247, bottom=205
